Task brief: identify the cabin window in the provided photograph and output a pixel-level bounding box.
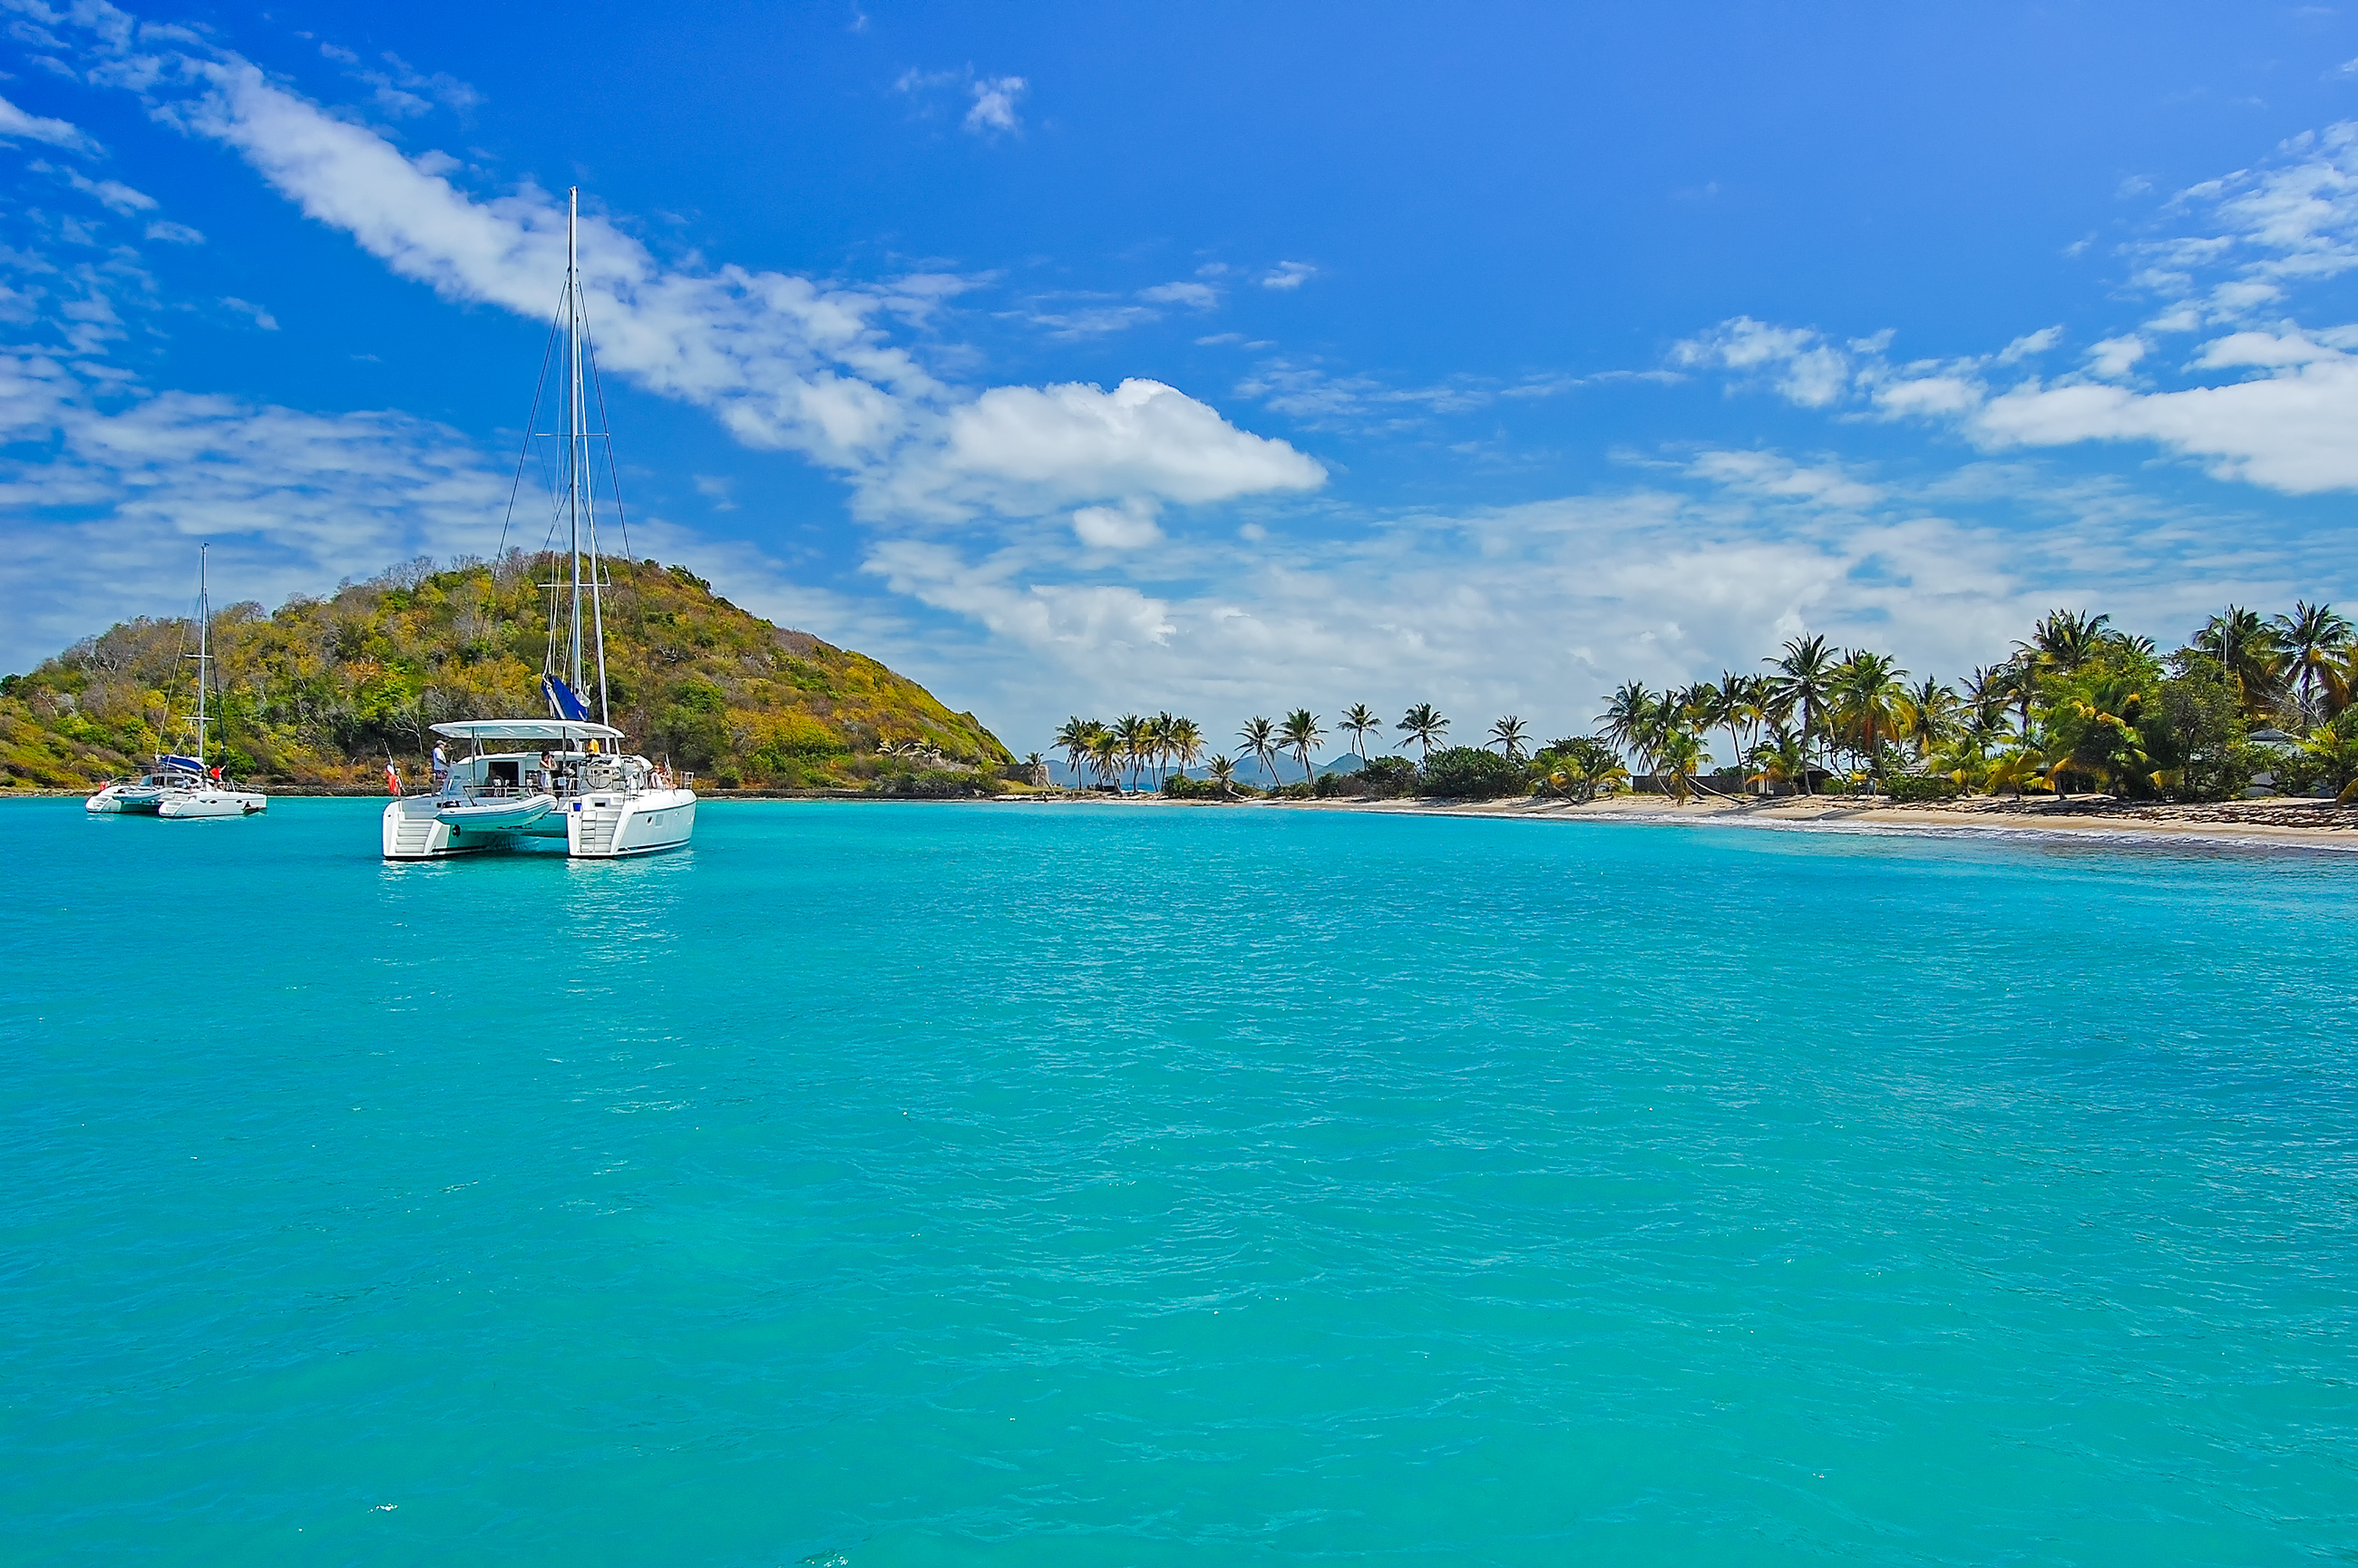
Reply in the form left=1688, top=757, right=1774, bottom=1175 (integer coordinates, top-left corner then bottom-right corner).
left=488, top=760, right=521, bottom=789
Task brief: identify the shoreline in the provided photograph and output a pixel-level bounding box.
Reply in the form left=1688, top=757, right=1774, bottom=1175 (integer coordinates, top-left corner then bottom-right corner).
left=994, top=787, right=2358, bottom=851
left=21, top=784, right=2358, bottom=851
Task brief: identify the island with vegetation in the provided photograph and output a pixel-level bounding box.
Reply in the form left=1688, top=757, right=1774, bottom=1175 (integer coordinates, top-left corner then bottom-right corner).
left=0, top=554, right=1015, bottom=794
left=1052, top=603, right=2358, bottom=809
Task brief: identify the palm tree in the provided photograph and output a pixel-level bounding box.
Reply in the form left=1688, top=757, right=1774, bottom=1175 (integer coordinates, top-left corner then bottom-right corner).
left=1598, top=682, right=1661, bottom=773
left=2198, top=606, right=2288, bottom=717
left=1487, top=716, right=1528, bottom=761
left=2019, top=609, right=2116, bottom=675
left=1766, top=635, right=1837, bottom=791
left=1166, top=716, right=1204, bottom=781
left=1745, top=726, right=1809, bottom=795
left=1828, top=650, right=1906, bottom=790
left=1113, top=713, right=1147, bottom=790
left=1655, top=729, right=1704, bottom=804
left=1712, top=672, right=1756, bottom=791
left=1279, top=708, right=1324, bottom=784
left=1206, top=755, right=1240, bottom=797
left=1897, top=676, right=1959, bottom=761
left=1237, top=716, right=1281, bottom=787
left=1396, top=703, right=1447, bottom=759
left=1053, top=716, right=1096, bottom=789
left=1085, top=726, right=1125, bottom=789
left=2274, top=601, right=2351, bottom=720
left=1145, top=711, right=1175, bottom=786
left=1340, top=703, right=1382, bottom=760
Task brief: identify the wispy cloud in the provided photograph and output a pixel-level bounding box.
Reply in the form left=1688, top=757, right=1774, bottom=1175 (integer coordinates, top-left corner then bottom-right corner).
left=964, top=74, right=1025, bottom=136
left=0, top=91, right=100, bottom=153
left=1260, top=260, right=1316, bottom=290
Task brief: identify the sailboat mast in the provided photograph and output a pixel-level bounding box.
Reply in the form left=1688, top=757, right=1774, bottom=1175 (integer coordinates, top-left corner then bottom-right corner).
left=193, top=543, right=209, bottom=768
left=567, top=189, right=586, bottom=696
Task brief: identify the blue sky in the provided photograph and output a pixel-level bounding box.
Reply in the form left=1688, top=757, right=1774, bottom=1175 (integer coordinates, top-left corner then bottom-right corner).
left=11, top=2, right=2358, bottom=754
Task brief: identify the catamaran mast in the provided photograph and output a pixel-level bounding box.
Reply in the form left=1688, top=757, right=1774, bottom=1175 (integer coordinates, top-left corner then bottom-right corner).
left=566, top=190, right=585, bottom=701
left=563, top=188, right=612, bottom=728
left=192, top=542, right=209, bottom=769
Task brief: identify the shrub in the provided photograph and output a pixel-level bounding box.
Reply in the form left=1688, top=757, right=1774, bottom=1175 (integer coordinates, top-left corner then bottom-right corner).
left=1162, top=774, right=1233, bottom=800
left=1360, top=755, right=1418, bottom=798
left=1418, top=746, right=1529, bottom=800
left=1884, top=773, right=1962, bottom=803
left=878, top=768, right=992, bottom=797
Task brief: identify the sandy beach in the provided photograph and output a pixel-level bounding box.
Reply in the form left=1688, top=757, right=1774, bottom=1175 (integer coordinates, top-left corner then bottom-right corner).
left=1019, top=786, right=2358, bottom=850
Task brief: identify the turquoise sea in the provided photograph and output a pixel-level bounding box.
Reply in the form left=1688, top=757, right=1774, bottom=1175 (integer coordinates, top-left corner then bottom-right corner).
left=6, top=799, right=2355, bottom=1564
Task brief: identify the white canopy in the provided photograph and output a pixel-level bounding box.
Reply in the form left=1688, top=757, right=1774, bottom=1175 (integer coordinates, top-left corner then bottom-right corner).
left=433, top=719, right=625, bottom=742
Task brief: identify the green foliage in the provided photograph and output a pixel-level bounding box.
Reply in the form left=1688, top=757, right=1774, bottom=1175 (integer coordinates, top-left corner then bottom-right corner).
left=877, top=768, right=997, bottom=798
left=2140, top=665, right=2253, bottom=802
left=1418, top=745, right=1528, bottom=799
left=1163, top=772, right=1244, bottom=800
left=1884, top=773, right=1963, bottom=803
left=0, top=554, right=1011, bottom=790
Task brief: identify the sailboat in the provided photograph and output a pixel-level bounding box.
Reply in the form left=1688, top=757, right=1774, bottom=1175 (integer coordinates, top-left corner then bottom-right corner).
left=381, top=189, right=697, bottom=862
left=87, top=544, right=267, bottom=817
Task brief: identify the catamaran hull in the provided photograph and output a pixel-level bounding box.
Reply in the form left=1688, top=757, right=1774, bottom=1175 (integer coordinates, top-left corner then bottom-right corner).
left=434, top=794, right=556, bottom=831
left=86, top=784, right=163, bottom=814
left=158, top=788, right=268, bottom=818
left=566, top=787, right=697, bottom=857
left=383, top=788, right=696, bottom=860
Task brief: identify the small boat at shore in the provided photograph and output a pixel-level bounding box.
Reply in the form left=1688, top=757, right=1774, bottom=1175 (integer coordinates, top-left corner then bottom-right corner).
left=87, top=545, right=267, bottom=819
left=381, top=190, right=692, bottom=862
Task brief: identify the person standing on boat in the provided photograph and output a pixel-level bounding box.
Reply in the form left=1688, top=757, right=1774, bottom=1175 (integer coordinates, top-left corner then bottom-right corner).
left=431, top=743, right=449, bottom=790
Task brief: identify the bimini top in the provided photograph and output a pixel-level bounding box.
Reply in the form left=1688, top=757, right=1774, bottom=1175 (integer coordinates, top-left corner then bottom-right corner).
left=432, top=719, right=626, bottom=742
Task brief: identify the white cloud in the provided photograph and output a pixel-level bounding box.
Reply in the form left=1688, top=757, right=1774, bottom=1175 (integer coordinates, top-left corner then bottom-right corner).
left=1686, top=450, right=1880, bottom=509
left=219, top=296, right=277, bottom=330
left=34, top=161, right=155, bottom=213
left=143, top=218, right=201, bottom=243
left=1996, top=326, right=2062, bottom=364
left=2084, top=334, right=2149, bottom=379
left=891, top=377, right=1326, bottom=521
left=858, top=459, right=2301, bottom=751
left=0, top=91, right=100, bottom=152
left=1260, top=261, right=1316, bottom=290
left=1671, top=317, right=1852, bottom=407
left=55, top=53, right=1320, bottom=524
left=964, top=75, right=1025, bottom=135
left=1139, top=280, right=1217, bottom=308
left=1070, top=498, right=1163, bottom=550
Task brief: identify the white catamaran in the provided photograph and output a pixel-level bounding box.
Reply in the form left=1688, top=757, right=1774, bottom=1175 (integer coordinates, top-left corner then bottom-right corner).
left=87, top=543, right=268, bottom=818
left=382, top=189, right=697, bottom=862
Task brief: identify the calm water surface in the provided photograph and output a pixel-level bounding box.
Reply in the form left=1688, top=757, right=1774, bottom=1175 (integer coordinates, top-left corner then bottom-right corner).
left=5, top=799, right=2355, bottom=1564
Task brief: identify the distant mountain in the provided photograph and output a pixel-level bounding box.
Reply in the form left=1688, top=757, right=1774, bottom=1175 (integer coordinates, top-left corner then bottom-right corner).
left=0, top=555, right=1011, bottom=791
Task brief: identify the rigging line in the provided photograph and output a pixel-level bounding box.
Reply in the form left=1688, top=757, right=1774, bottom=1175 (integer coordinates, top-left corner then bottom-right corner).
left=495, top=290, right=568, bottom=562
left=580, top=323, right=632, bottom=564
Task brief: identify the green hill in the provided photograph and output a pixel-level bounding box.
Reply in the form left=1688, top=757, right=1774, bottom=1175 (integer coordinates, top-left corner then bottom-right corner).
left=0, top=554, right=1014, bottom=793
